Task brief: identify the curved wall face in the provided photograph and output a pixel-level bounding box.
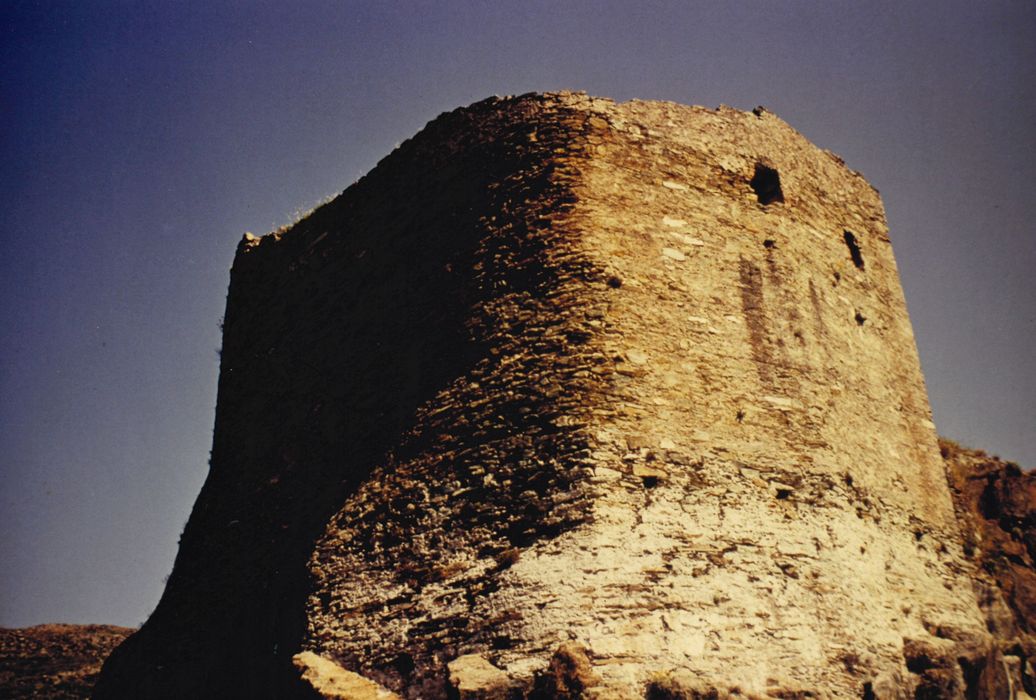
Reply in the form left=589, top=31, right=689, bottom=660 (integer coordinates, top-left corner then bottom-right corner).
left=98, top=94, right=986, bottom=699
left=96, top=94, right=605, bottom=699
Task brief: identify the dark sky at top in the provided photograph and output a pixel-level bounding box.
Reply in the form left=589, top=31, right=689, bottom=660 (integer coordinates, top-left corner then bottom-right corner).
left=1, top=0, right=1033, bottom=627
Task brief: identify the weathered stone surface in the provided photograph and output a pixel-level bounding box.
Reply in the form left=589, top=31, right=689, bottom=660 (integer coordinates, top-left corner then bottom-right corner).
left=447, top=654, right=512, bottom=699
left=531, top=644, right=599, bottom=699
left=95, top=93, right=1012, bottom=698
left=645, top=673, right=735, bottom=700
left=293, top=651, right=401, bottom=699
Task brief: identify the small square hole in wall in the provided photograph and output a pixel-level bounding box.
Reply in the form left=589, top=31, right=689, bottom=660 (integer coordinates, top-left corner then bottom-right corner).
left=750, top=162, right=784, bottom=205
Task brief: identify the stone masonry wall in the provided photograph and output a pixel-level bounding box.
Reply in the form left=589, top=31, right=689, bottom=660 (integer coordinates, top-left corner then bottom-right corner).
left=98, top=93, right=993, bottom=699
left=523, top=97, right=985, bottom=697
left=300, top=95, right=988, bottom=697
left=97, top=94, right=608, bottom=699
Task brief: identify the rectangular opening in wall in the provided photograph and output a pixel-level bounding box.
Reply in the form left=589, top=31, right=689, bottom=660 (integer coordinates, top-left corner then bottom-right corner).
left=843, top=230, right=865, bottom=269
left=750, top=163, right=784, bottom=205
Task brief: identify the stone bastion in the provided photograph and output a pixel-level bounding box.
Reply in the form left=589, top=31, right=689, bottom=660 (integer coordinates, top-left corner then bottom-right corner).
left=95, top=93, right=997, bottom=699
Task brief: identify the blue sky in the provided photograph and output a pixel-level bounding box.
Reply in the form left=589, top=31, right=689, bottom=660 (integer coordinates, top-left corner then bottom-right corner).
left=1, top=0, right=1033, bottom=627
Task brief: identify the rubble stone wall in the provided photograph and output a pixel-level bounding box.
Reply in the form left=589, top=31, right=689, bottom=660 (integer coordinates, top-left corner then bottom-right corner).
left=97, top=93, right=992, bottom=699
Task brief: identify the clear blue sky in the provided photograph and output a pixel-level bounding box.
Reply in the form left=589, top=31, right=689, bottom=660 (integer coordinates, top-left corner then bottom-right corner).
left=1, top=1, right=1033, bottom=628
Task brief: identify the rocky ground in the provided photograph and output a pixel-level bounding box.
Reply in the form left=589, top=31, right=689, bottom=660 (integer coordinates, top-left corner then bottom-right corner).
left=0, top=624, right=133, bottom=699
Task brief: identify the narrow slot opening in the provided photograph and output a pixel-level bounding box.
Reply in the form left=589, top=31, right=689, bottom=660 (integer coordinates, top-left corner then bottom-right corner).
left=843, top=230, right=865, bottom=269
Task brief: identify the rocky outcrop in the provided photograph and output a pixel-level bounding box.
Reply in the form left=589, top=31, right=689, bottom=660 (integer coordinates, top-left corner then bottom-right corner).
left=943, top=439, right=1036, bottom=696
left=96, top=93, right=1001, bottom=698
left=0, top=624, right=131, bottom=699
